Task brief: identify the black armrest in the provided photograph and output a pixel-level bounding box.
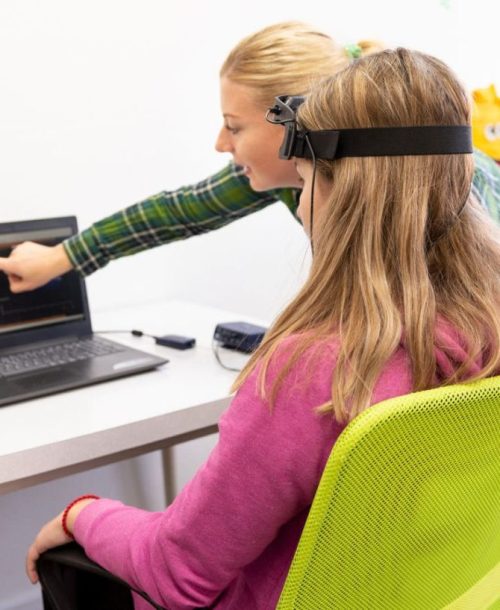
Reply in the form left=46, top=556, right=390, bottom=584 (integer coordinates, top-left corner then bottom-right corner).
left=38, top=543, right=166, bottom=610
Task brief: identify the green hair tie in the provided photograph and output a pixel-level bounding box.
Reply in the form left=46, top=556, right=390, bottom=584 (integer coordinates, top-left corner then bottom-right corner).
left=345, top=44, right=362, bottom=59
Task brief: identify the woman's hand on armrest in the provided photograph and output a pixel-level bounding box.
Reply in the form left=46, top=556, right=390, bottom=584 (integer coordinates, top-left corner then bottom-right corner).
left=26, top=497, right=98, bottom=584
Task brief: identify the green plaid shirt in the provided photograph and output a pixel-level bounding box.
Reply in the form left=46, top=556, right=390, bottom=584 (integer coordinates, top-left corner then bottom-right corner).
left=65, top=150, right=500, bottom=275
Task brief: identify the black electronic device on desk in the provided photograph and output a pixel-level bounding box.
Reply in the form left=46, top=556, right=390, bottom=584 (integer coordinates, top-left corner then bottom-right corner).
left=213, top=321, right=267, bottom=354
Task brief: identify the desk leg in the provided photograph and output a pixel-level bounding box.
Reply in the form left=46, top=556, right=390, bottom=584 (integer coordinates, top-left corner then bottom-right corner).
left=162, top=446, right=176, bottom=506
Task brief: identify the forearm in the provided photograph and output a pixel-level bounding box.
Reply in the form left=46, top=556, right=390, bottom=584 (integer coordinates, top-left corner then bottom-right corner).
left=65, top=164, right=290, bottom=276
left=73, top=500, right=202, bottom=609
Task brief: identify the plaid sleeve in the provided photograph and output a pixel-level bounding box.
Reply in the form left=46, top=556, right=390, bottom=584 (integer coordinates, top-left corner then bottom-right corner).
left=472, top=149, right=500, bottom=223
left=64, top=163, right=298, bottom=276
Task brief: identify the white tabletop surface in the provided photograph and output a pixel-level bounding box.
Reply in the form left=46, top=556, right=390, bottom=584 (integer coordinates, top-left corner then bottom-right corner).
left=0, top=300, right=265, bottom=494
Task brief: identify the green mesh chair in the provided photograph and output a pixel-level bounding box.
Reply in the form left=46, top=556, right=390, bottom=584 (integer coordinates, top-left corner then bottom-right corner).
left=277, top=376, right=500, bottom=610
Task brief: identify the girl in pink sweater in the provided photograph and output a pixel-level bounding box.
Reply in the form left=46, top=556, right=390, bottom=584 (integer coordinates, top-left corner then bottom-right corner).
left=27, top=48, right=500, bottom=610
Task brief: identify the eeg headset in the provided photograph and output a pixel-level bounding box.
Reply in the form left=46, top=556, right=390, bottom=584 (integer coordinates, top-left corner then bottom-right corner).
left=266, top=95, right=473, bottom=160
left=266, top=95, right=473, bottom=248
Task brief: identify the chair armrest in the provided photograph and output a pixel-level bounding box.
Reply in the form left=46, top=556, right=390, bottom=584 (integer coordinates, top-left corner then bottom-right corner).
left=38, top=543, right=166, bottom=610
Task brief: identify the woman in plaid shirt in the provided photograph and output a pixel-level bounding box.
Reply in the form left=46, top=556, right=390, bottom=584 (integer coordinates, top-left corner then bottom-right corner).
left=1, top=22, right=499, bottom=291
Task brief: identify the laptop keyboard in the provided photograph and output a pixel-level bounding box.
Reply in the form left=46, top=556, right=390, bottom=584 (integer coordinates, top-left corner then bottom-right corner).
left=0, top=337, right=126, bottom=378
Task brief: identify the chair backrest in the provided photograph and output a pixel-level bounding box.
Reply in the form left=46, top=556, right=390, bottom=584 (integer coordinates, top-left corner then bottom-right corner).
left=277, top=376, right=500, bottom=610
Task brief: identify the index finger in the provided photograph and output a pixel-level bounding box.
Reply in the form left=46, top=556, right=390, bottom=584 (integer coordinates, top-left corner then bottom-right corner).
left=0, top=257, right=14, bottom=273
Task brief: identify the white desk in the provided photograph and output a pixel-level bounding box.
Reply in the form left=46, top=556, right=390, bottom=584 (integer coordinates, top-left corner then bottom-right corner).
left=0, top=300, right=261, bottom=496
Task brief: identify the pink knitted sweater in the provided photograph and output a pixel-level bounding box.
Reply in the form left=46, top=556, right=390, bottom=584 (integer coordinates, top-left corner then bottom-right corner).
left=74, top=325, right=482, bottom=609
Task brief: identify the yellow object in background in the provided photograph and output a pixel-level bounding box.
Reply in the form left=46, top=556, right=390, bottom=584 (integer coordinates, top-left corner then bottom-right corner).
left=472, top=84, right=500, bottom=161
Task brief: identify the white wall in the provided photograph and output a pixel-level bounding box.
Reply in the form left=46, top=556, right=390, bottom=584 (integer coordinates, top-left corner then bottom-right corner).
left=1, top=0, right=499, bottom=320
left=1, top=1, right=499, bottom=607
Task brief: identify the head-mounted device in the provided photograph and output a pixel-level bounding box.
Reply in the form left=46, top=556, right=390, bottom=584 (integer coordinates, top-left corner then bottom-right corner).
left=266, top=95, right=473, bottom=160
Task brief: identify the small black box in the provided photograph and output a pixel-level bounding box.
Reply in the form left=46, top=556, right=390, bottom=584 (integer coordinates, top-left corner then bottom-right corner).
left=213, top=321, right=267, bottom=353
left=156, top=334, right=196, bottom=350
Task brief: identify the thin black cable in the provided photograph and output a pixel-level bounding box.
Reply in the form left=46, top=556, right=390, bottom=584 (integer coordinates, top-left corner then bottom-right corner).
left=304, top=134, right=317, bottom=254
left=98, top=329, right=242, bottom=371
left=427, top=187, right=471, bottom=251
left=96, top=329, right=153, bottom=338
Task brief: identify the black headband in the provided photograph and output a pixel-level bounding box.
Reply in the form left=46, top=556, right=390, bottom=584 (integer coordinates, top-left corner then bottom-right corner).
left=266, top=95, right=473, bottom=160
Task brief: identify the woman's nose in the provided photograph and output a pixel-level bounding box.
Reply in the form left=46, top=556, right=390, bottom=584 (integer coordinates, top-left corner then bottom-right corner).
left=215, top=128, right=233, bottom=153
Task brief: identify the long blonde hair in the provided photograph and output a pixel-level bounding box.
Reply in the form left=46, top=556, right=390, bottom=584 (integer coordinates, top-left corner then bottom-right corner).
left=233, top=48, right=500, bottom=422
left=220, top=21, right=382, bottom=108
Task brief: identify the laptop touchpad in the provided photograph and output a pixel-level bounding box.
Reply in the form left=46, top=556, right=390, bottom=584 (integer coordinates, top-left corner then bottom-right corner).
left=10, top=369, right=81, bottom=392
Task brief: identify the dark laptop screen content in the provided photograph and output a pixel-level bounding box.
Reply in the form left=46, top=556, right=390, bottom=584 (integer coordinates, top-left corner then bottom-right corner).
left=0, top=226, right=85, bottom=338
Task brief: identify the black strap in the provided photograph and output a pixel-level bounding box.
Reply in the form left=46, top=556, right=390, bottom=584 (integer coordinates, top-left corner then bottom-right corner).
left=294, top=125, right=472, bottom=160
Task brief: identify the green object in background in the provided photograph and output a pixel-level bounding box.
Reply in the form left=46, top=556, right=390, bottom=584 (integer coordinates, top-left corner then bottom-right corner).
left=277, top=376, right=500, bottom=609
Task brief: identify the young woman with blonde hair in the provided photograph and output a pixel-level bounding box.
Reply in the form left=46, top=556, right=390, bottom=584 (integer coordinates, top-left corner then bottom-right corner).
left=1, top=22, right=498, bottom=291
left=240, top=47, right=500, bottom=422
left=27, top=47, right=500, bottom=610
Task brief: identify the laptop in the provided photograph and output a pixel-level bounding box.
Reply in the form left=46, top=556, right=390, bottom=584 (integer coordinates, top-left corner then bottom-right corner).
left=0, top=216, right=168, bottom=407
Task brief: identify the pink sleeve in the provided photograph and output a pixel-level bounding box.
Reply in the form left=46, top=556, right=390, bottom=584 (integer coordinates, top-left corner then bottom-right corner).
left=74, top=343, right=342, bottom=609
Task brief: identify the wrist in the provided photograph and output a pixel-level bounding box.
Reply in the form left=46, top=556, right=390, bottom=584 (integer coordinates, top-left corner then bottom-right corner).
left=53, top=243, right=74, bottom=275
left=61, top=495, right=100, bottom=539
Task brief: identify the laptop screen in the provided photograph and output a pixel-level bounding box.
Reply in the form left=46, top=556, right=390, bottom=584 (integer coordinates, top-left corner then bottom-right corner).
left=0, top=217, right=92, bottom=348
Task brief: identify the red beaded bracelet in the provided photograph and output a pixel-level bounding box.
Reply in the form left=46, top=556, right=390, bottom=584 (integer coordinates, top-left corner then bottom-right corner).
left=61, top=494, right=100, bottom=539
